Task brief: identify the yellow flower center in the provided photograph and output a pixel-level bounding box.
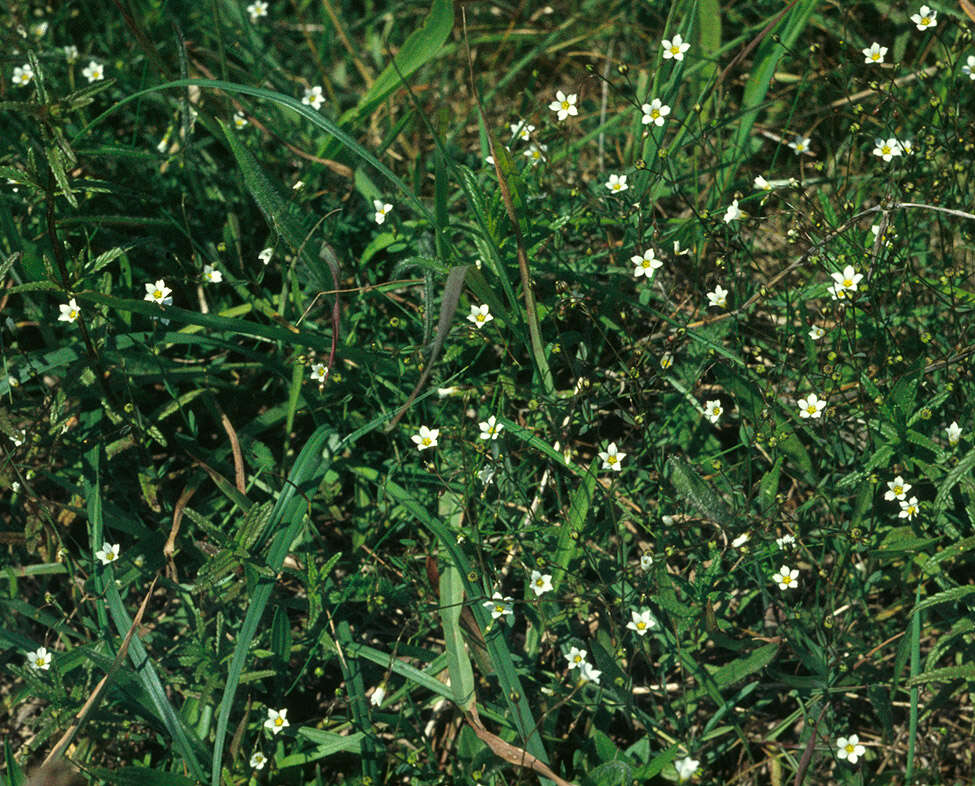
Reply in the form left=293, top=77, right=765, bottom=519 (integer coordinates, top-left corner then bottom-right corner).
left=921, top=16, right=929, bottom=24
left=845, top=744, right=855, bottom=754
left=274, top=718, right=283, bottom=727
left=636, top=621, right=646, bottom=630
left=894, top=485, right=902, bottom=495
left=422, top=437, right=431, bottom=445
left=573, top=655, right=582, bottom=664
left=476, top=314, right=485, bottom=322
left=651, top=109, right=660, bottom=119
left=670, top=46, right=679, bottom=55
left=561, top=101, right=569, bottom=110
left=782, top=576, right=792, bottom=585
left=843, top=277, right=853, bottom=287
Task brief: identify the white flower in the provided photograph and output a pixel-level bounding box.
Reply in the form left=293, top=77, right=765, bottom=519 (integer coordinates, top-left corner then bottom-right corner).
left=863, top=42, right=887, bottom=64
left=246, top=0, right=269, bottom=22
left=963, top=55, right=975, bottom=80
left=754, top=175, right=772, bottom=191
left=579, top=660, right=602, bottom=684
left=836, top=734, right=866, bottom=764
left=946, top=421, right=962, bottom=446
left=467, top=303, right=493, bottom=328
left=258, top=247, right=273, bottom=265
left=723, top=199, right=742, bottom=223
left=9, top=430, right=25, bottom=447
left=233, top=112, right=248, bottom=129
left=59, top=298, right=81, bottom=323
left=565, top=646, right=588, bottom=669
left=202, top=264, right=222, bottom=284
left=82, top=61, right=105, bottom=83
left=483, top=591, right=513, bottom=619
left=660, top=352, right=673, bottom=370
left=706, top=284, right=728, bottom=309
left=27, top=646, right=52, bottom=671
left=301, top=85, right=325, bottom=110
left=626, top=608, right=657, bottom=636
left=703, top=399, right=723, bottom=424
left=788, top=136, right=811, bottom=155
left=95, top=543, right=121, bottom=565
left=373, top=199, right=393, bottom=224
left=411, top=425, right=440, bottom=451
left=510, top=120, right=535, bottom=140
left=639, top=553, right=653, bottom=571
left=641, top=98, right=671, bottom=127
left=479, top=415, right=503, bottom=440
left=910, top=5, right=937, bottom=30
left=249, top=752, right=267, bottom=770
left=884, top=476, right=911, bottom=502
left=771, top=564, right=799, bottom=591
left=731, top=532, right=750, bottom=549
left=605, top=174, right=628, bottom=193
left=292, top=180, right=304, bottom=190
left=872, top=137, right=903, bottom=162
left=264, top=708, right=290, bottom=735
left=809, top=325, right=825, bottom=340
left=899, top=138, right=914, bottom=155
left=832, top=265, right=863, bottom=292
left=827, top=282, right=849, bottom=301
left=477, top=466, right=495, bottom=485
left=797, top=393, right=826, bottom=419
left=144, top=279, right=173, bottom=306
left=672, top=240, right=690, bottom=256
left=523, top=143, right=547, bottom=165
left=662, top=34, right=690, bottom=61
left=64, top=46, right=79, bottom=63
left=631, top=248, right=663, bottom=279
left=548, top=90, right=578, bottom=122
left=674, top=756, right=700, bottom=782
left=370, top=684, right=386, bottom=707
left=776, top=534, right=796, bottom=549
left=310, top=362, right=328, bottom=382
left=898, top=496, right=919, bottom=521
left=30, top=21, right=49, bottom=38
left=13, top=64, right=34, bottom=87
left=530, top=570, right=553, bottom=597
left=598, top=442, right=625, bottom=472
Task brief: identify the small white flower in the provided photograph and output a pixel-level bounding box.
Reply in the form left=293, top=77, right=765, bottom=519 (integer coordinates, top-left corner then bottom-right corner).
left=258, top=247, right=273, bottom=265
left=310, top=362, right=328, bottom=382
left=523, top=143, right=547, bottom=165
left=301, top=85, right=325, bottom=110
left=95, top=543, right=121, bottom=565
left=674, top=756, right=700, bottom=782
left=884, top=476, right=911, bottom=502
left=510, top=120, right=535, bottom=140
left=59, top=298, right=81, bottom=323
left=872, top=137, right=903, bottom=162
left=672, top=240, right=690, bottom=256
left=483, top=591, right=513, bottom=619
left=82, top=61, right=105, bottom=83
left=598, top=442, right=625, bottom=472
left=249, top=752, right=267, bottom=770
left=863, top=42, right=887, bottom=64
left=373, top=199, right=393, bottom=224
left=827, top=281, right=849, bottom=301
left=706, top=284, right=728, bottom=309
left=703, top=399, right=723, bottom=424
left=579, top=660, right=602, bottom=684
left=30, top=21, right=49, bottom=38
left=64, top=46, right=79, bottom=63
left=660, top=352, right=673, bottom=370
left=631, top=248, right=663, bottom=279
left=565, top=646, right=588, bottom=669
left=661, top=34, right=690, bottom=61
left=899, top=138, right=914, bottom=155
left=788, top=136, right=812, bottom=155
left=246, top=0, right=269, bottom=22
left=626, top=608, right=657, bottom=636
left=233, top=112, right=248, bottom=129
left=9, top=429, right=26, bottom=447
left=477, top=466, right=495, bottom=485
left=910, top=5, right=937, bottom=30
left=723, top=199, right=742, bottom=223
left=467, top=303, right=493, bottom=328
left=370, top=684, right=386, bottom=707
left=797, top=393, right=826, bottom=419
left=776, top=534, right=796, bottom=549
left=530, top=570, right=553, bottom=597
left=144, top=279, right=173, bottom=306
left=202, top=264, right=222, bottom=284
left=411, top=425, right=440, bottom=451
left=898, top=496, right=919, bottom=521
left=754, top=175, right=772, bottom=191
left=548, top=90, right=578, bottom=122
left=479, top=415, right=503, bottom=440
left=771, top=564, right=799, bottom=591
left=292, top=180, right=304, bottom=190
left=946, top=421, right=962, bottom=446
left=836, top=734, right=866, bottom=764
left=264, top=708, right=290, bottom=735
left=963, top=55, right=975, bottom=80
left=605, top=174, right=628, bottom=193
left=13, top=64, right=34, bottom=87
left=831, top=265, right=864, bottom=292
left=27, top=646, right=52, bottom=671
left=641, top=98, right=671, bottom=127
left=731, top=532, right=750, bottom=549
left=808, top=325, right=825, bottom=340
left=639, top=553, right=654, bottom=571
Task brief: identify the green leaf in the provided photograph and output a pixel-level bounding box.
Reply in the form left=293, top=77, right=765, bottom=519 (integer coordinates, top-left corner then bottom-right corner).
left=911, top=585, right=975, bottom=616
left=553, top=459, right=598, bottom=579
left=907, top=663, right=975, bottom=687
left=270, top=605, right=292, bottom=664
left=440, top=562, right=476, bottom=711
left=665, top=456, right=733, bottom=528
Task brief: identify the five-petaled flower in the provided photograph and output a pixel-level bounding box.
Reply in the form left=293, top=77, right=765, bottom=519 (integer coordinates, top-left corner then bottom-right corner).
left=27, top=646, right=52, bottom=671
left=605, top=174, right=628, bottom=193
left=82, top=61, right=105, bottom=83
left=754, top=175, right=772, bottom=191
left=249, top=752, right=267, bottom=770
left=830, top=265, right=863, bottom=295
left=723, top=199, right=742, bottom=223
left=301, top=85, right=325, bottom=110
left=640, top=553, right=654, bottom=571
left=64, top=45, right=79, bottom=63
left=662, top=34, right=690, bottom=61
left=964, top=56, right=975, bottom=80
left=411, top=425, right=439, bottom=451
left=911, top=5, right=937, bottom=30
left=523, top=143, right=547, bottom=165
left=467, top=304, right=493, bottom=328
left=641, top=98, right=671, bottom=127
left=144, top=279, right=173, bottom=306
left=96, top=543, right=121, bottom=565
left=674, top=757, right=700, bottom=782
left=565, top=646, right=588, bottom=669
left=13, top=64, right=34, bottom=86
left=797, top=393, right=826, bottom=419
left=310, top=363, right=328, bottom=382
left=258, top=247, right=273, bottom=265
left=264, top=708, right=290, bottom=735
left=898, top=496, right=919, bottom=520
left=233, top=112, right=248, bottom=129
left=788, top=136, right=811, bottom=155
left=809, top=325, right=825, bottom=340
left=202, top=265, right=222, bottom=284
left=579, top=661, right=602, bottom=684
left=884, top=475, right=911, bottom=502
left=627, top=608, right=657, bottom=636
left=772, top=564, right=799, bottom=591
left=484, top=591, right=513, bottom=619
left=707, top=284, right=728, bottom=309
left=373, top=199, right=393, bottom=224
left=836, top=734, right=866, bottom=764
left=863, top=43, right=887, bottom=64
left=598, top=442, right=625, bottom=472
left=776, top=534, right=796, bottom=549
left=59, top=298, right=81, bottom=323
left=246, top=1, right=268, bottom=22
left=548, top=90, right=578, bottom=122
left=704, top=400, right=723, bottom=424
left=510, top=120, right=535, bottom=140
left=872, top=137, right=903, bottom=162
left=370, top=684, right=386, bottom=707
left=479, top=415, right=504, bottom=440
left=631, top=248, right=663, bottom=279
left=530, top=570, right=553, bottom=597
left=946, top=421, right=962, bottom=445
